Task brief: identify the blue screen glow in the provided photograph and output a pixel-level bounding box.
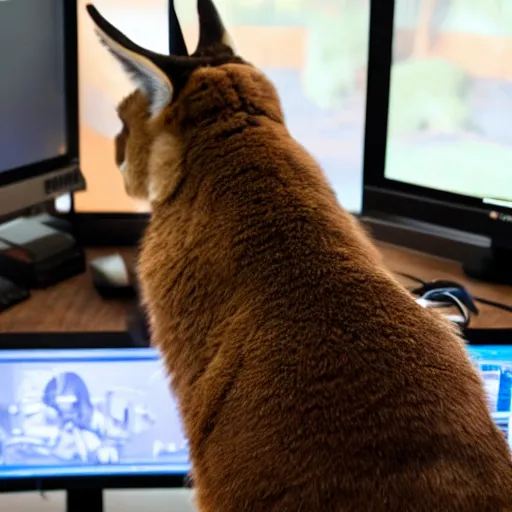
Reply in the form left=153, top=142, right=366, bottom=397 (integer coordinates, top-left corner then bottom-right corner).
left=0, top=348, right=188, bottom=479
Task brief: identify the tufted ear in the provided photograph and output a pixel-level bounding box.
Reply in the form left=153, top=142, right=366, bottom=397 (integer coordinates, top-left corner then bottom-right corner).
left=87, top=4, right=174, bottom=119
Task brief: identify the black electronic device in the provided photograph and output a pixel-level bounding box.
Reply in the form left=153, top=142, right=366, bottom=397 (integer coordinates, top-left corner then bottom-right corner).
left=0, top=0, right=84, bottom=217
left=363, top=0, right=512, bottom=285
left=0, top=217, right=85, bottom=288
left=0, top=275, right=30, bottom=312
left=89, top=253, right=136, bottom=299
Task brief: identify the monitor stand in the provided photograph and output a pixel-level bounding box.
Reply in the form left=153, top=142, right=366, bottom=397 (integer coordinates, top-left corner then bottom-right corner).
left=463, top=243, right=512, bottom=286
left=67, top=489, right=103, bottom=512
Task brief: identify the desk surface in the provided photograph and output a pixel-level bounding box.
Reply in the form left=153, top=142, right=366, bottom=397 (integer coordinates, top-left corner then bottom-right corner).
left=0, top=243, right=510, bottom=333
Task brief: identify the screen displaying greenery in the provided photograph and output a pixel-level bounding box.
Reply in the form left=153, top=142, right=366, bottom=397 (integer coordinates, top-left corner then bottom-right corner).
left=386, top=0, right=512, bottom=203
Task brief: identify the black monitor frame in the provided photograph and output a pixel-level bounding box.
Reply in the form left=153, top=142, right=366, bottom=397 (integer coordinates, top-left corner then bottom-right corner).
left=0, top=1, right=79, bottom=190
left=362, top=0, right=512, bottom=283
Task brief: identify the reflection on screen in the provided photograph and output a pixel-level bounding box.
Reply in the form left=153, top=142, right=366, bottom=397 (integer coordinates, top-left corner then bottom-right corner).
left=74, top=0, right=369, bottom=214
left=385, top=0, right=512, bottom=203
left=0, top=0, right=67, bottom=174
left=0, top=345, right=511, bottom=480
left=0, top=349, right=188, bottom=479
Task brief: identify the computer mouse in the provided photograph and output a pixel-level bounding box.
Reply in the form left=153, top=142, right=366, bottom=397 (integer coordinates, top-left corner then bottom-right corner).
left=89, top=253, right=136, bottom=298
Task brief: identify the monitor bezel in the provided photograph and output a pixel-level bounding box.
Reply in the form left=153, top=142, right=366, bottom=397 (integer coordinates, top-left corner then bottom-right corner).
left=0, top=338, right=189, bottom=493
left=69, top=212, right=149, bottom=247
left=0, top=472, right=187, bottom=494
left=362, top=0, right=512, bottom=247
left=0, top=0, right=79, bottom=190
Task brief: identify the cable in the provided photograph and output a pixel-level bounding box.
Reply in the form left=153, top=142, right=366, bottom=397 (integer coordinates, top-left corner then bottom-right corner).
left=472, top=296, right=512, bottom=314
left=395, top=272, right=425, bottom=285
left=395, top=271, right=512, bottom=315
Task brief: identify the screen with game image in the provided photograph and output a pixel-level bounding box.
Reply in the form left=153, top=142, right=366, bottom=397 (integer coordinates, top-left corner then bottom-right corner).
left=0, top=345, right=511, bottom=481
left=74, top=0, right=369, bottom=214
left=0, top=348, right=188, bottom=479
left=385, top=0, right=512, bottom=204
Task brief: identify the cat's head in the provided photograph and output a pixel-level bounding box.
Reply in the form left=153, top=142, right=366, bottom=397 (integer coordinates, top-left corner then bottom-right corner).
left=86, top=0, right=282, bottom=204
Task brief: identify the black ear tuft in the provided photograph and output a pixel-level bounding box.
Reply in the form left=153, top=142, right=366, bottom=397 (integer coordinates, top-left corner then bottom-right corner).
left=169, top=0, right=188, bottom=56
left=195, top=0, right=235, bottom=52
left=87, top=4, right=149, bottom=57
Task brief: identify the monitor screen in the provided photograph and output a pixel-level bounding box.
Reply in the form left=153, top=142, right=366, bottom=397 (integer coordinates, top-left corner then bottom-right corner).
left=384, top=0, right=512, bottom=206
left=0, top=348, right=188, bottom=479
left=0, top=345, right=510, bottom=482
left=469, top=345, right=512, bottom=443
left=74, top=0, right=369, bottom=214
left=0, top=0, right=67, bottom=175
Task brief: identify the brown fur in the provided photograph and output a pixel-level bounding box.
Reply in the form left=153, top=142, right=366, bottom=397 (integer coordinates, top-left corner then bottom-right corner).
left=104, top=14, right=512, bottom=512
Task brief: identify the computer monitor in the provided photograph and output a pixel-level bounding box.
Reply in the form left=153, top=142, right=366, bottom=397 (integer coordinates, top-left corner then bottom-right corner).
left=72, top=0, right=369, bottom=243
left=0, top=0, right=84, bottom=218
left=363, top=0, right=512, bottom=285
left=0, top=347, right=189, bottom=512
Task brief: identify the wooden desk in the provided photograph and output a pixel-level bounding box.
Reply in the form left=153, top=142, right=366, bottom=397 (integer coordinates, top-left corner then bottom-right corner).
left=380, top=243, right=512, bottom=329
left=0, top=248, right=134, bottom=333
left=0, top=244, right=510, bottom=334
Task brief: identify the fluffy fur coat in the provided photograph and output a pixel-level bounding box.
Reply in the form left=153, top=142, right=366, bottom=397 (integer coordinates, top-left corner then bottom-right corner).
left=87, top=2, right=512, bottom=510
